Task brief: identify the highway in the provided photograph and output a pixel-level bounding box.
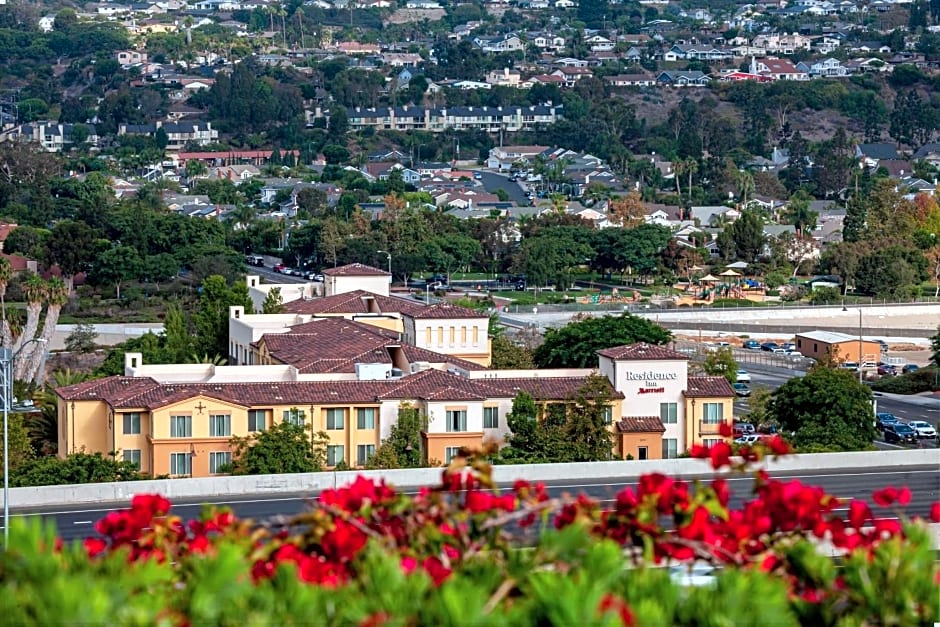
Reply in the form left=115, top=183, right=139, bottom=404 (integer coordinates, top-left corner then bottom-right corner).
left=9, top=465, right=938, bottom=542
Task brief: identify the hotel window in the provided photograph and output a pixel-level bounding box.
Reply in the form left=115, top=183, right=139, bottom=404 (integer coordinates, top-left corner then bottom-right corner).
left=122, top=412, right=141, bottom=435
left=445, top=410, right=467, bottom=432
left=169, top=452, right=192, bottom=476
left=603, top=406, right=613, bottom=425
left=425, top=328, right=432, bottom=346
left=283, top=408, right=306, bottom=426
left=444, top=447, right=461, bottom=463
left=460, top=327, right=467, bottom=344
left=325, top=408, right=345, bottom=430
left=356, top=444, right=376, bottom=466
left=169, top=415, right=192, bottom=438
left=660, top=403, right=678, bottom=424
left=123, top=449, right=141, bottom=469
left=483, top=407, right=498, bottom=429
left=209, top=414, right=231, bottom=437
left=437, top=327, right=444, bottom=346
left=472, top=327, right=479, bottom=345
left=449, top=326, right=455, bottom=345
left=703, top=439, right=723, bottom=448
left=248, top=409, right=267, bottom=432
left=702, top=403, right=724, bottom=424
left=661, top=438, right=678, bottom=459
left=327, top=445, right=345, bottom=466
left=209, top=451, right=232, bottom=474
left=357, top=408, right=376, bottom=429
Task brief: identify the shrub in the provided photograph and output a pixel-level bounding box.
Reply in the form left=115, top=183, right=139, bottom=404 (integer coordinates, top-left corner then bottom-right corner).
left=1, top=441, right=937, bottom=625
left=871, top=367, right=939, bottom=394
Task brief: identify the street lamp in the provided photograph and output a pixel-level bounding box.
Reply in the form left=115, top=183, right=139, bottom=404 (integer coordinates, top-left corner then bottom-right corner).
left=426, top=281, right=439, bottom=304
left=3, top=337, right=48, bottom=545
left=842, top=304, right=863, bottom=384
left=376, top=250, right=392, bottom=282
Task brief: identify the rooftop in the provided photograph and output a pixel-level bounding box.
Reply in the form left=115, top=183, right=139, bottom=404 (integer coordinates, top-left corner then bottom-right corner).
left=322, top=263, right=389, bottom=277
left=597, top=343, right=688, bottom=361
left=684, top=376, right=735, bottom=398
left=616, top=416, right=666, bottom=433
left=796, top=330, right=877, bottom=344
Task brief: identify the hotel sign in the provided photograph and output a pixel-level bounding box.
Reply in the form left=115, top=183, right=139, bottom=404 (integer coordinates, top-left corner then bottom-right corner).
left=627, top=371, right=677, bottom=395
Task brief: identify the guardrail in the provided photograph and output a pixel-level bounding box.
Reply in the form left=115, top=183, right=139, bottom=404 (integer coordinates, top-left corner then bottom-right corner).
left=673, top=339, right=811, bottom=373
left=3, top=449, right=937, bottom=510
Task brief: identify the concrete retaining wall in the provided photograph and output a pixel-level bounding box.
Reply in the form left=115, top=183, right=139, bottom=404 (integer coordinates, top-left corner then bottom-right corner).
left=643, top=303, right=940, bottom=324
left=5, top=449, right=938, bottom=509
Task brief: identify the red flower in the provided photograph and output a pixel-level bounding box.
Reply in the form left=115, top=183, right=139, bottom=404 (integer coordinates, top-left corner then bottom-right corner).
left=130, top=494, right=171, bottom=517
left=422, top=556, right=452, bottom=586
left=598, top=593, right=635, bottom=626
left=711, top=478, right=730, bottom=507
left=930, top=502, right=940, bottom=523
left=719, top=422, right=733, bottom=438
left=765, top=436, right=791, bottom=455
left=187, top=535, right=211, bottom=555
left=708, top=442, right=733, bottom=470
left=321, top=519, right=368, bottom=563
left=83, top=537, right=107, bottom=558
left=359, top=612, right=390, bottom=627
left=689, top=444, right=709, bottom=459
left=872, top=487, right=905, bottom=507
left=848, top=500, right=871, bottom=530
left=399, top=556, right=418, bottom=574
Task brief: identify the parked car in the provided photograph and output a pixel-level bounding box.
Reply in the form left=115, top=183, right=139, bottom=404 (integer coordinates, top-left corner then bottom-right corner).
left=877, top=363, right=898, bottom=376
left=782, top=342, right=796, bottom=350
left=906, top=420, right=938, bottom=439
left=902, top=364, right=919, bottom=374
left=733, top=382, right=751, bottom=397
left=875, top=413, right=900, bottom=430
left=735, top=370, right=751, bottom=383
left=742, top=340, right=761, bottom=350
left=733, top=422, right=755, bottom=436
left=734, top=434, right=761, bottom=445
left=246, top=255, right=265, bottom=267
left=760, top=342, right=779, bottom=352
left=839, top=361, right=859, bottom=371
left=883, top=423, right=917, bottom=445
left=273, top=263, right=286, bottom=273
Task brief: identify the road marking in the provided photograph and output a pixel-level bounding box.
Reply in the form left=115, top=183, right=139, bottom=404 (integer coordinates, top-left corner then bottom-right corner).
left=72, top=521, right=92, bottom=525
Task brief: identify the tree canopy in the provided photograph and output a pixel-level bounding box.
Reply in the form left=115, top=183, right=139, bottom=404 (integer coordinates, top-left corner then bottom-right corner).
left=768, top=367, right=877, bottom=452
left=533, top=313, right=671, bottom=368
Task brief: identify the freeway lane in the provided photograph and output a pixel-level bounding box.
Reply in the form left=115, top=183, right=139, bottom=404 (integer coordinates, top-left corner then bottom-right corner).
left=10, top=466, right=938, bottom=542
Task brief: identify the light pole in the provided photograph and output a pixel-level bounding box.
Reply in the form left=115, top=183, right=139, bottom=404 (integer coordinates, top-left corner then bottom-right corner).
left=426, top=282, right=439, bottom=304
left=3, top=338, right=48, bottom=544
left=842, top=304, right=863, bottom=384
left=376, top=250, right=392, bottom=283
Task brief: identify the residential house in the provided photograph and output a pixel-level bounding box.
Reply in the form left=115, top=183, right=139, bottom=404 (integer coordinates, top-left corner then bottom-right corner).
left=752, top=33, right=811, bottom=54
left=346, top=104, right=563, bottom=134
left=118, top=121, right=218, bottom=150
left=854, top=143, right=900, bottom=169
left=750, top=57, right=809, bottom=80
left=0, top=122, right=99, bottom=152
left=473, top=34, right=524, bottom=53
left=912, top=143, right=940, bottom=168
left=656, top=71, right=711, bottom=87
left=550, top=66, right=594, bottom=87
left=606, top=73, right=656, bottom=87
left=795, top=57, right=847, bottom=77
left=485, top=68, right=522, bottom=87
left=116, top=49, right=148, bottom=66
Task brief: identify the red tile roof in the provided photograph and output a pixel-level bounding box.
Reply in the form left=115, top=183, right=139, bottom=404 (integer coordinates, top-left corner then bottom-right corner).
left=616, top=416, right=666, bottom=433
left=684, top=376, right=735, bottom=398
left=406, top=302, right=488, bottom=320
left=596, top=343, right=687, bottom=361
left=259, top=318, right=398, bottom=373
left=283, top=290, right=426, bottom=316
left=56, top=371, right=610, bottom=409
left=322, top=263, right=389, bottom=277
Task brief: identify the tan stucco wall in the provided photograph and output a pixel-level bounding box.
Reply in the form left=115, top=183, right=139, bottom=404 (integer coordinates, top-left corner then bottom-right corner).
left=616, top=432, right=664, bottom=460
left=684, top=396, right=734, bottom=447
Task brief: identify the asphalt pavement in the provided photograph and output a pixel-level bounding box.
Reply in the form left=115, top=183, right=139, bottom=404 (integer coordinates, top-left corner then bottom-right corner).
left=477, top=171, right=530, bottom=205
left=9, top=466, right=938, bottom=543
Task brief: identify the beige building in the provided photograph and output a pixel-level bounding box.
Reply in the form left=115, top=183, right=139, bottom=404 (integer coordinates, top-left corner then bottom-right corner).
left=795, top=331, right=881, bottom=367
left=57, top=340, right=734, bottom=477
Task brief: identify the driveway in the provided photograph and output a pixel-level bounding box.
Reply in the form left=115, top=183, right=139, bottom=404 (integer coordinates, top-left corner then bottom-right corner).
left=477, top=171, right=529, bottom=205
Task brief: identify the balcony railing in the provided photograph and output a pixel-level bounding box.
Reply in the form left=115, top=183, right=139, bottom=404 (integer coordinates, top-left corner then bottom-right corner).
left=698, top=420, right=726, bottom=436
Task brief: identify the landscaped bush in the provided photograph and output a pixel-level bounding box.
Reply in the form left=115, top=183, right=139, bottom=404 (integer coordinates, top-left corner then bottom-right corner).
left=1, top=438, right=937, bottom=625
left=871, top=367, right=939, bottom=394
left=710, top=298, right=765, bottom=307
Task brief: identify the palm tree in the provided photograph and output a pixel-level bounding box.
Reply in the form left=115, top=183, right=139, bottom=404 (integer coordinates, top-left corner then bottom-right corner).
left=12, top=274, right=47, bottom=380
left=0, top=257, right=13, bottom=348
left=737, top=170, right=755, bottom=208
left=296, top=7, right=306, bottom=49
left=26, top=277, right=68, bottom=385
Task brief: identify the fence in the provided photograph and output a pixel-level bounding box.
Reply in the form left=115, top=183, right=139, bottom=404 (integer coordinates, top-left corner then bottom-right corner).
left=672, top=339, right=811, bottom=373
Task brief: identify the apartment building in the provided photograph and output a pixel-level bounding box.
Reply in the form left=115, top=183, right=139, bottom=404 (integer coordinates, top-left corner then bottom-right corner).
left=56, top=341, right=733, bottom=477
left=346, top=104, right=563, bottom=133
left=117, top=121, right=219, bottom=150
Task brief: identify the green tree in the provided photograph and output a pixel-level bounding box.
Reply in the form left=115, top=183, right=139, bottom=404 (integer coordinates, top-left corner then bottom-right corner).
left=560, top=373, right=615, bottom=462
left=95, top=332, right=170, bottom=376
left=490, top=335, right=535, bottom=369
left=0, top=413, right=33, bottom=473
left=533, top=313, right=671, bottom=368
left=703, top=347, right=738, bottom=384
left=262, top=287, right=286, bottom=314
left=228, top=421, right=328, bottom=475
left=193, top=275, right=253, bottom=359
left=768, top=367, right=877, bottom=452
left=163, top=302, right=192, bottom=364
left=719, top=210, right=766, bottom=263
left=930, top=325, right=940, bottom=369
left=372, top=403, right=426, bottom=468
left=43, top=220, right=100, bottom=292
left=500, top=391, right=548, bottom=464
left=88, top=245, right=142, bottom=299
left=64, top=323, right=98, bottom=354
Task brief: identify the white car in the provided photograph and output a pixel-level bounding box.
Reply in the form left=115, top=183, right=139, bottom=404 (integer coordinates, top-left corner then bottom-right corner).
left=906, top=420, right=938, bottom=439
left=734, top=434, right=761, bottom=445
left=736, top=370, right=751, bottom=383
